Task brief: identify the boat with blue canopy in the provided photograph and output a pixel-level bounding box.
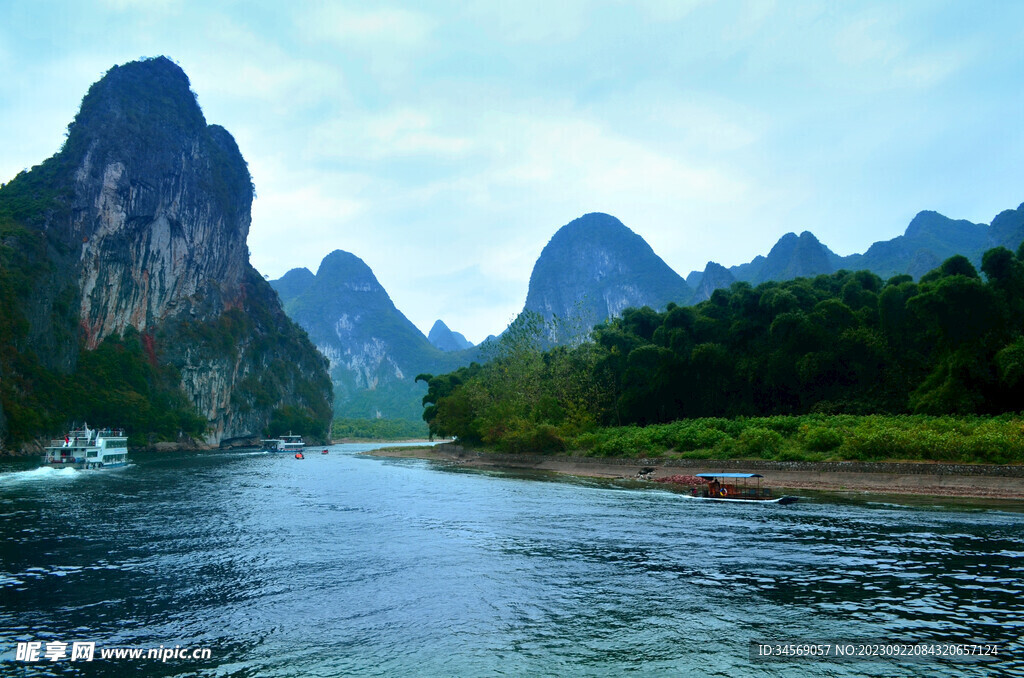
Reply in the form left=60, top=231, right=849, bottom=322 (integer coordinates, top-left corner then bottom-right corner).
left=690, top=473, right=798, bottom=505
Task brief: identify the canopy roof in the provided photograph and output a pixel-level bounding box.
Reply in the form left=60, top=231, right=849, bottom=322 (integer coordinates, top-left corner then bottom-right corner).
left=695, top=473, right=763, bottom=479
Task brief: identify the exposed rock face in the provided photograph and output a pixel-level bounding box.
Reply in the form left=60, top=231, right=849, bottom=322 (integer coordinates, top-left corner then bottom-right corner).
left=0, top=57, right=331, bottom=446
left=428, top=320, right=474, bottom=352
left=522, top=213, right=693, bottom=340
left=692, top=262, right=735, bottom=302
left=272, top=251, right=470, bottom=420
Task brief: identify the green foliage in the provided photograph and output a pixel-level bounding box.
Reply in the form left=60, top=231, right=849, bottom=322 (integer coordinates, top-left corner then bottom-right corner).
left=421, top=248, right=1024, bottom=462
left=800, top=426, right=843, bottom=452
left=570, top=414, right=1023, bottom=464
left=266, top=406, right=325, bottom=440
left=735, top=427, right=784, bottom=456
left=1, top=330, right=207, bottom=447
left=331, top=417, right=429, bottom=440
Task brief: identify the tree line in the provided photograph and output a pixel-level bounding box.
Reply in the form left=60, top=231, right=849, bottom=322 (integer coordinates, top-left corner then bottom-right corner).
left=417, top=245, right=1024, bottom=454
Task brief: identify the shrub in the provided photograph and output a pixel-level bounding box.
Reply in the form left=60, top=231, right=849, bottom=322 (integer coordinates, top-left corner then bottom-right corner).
left=671, top=423, right=729, bottom=451
left=736, top=427, right=783, bottom=457
left=801, top=426, right=842, bottom=452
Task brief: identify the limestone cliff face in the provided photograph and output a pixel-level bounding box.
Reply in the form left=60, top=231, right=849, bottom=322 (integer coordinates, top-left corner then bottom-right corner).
left=0, top=57, right=331, bottom=446
left=64, top=59, right=251, bottom=349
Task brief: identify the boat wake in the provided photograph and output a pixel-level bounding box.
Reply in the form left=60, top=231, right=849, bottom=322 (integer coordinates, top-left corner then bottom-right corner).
left=0, top=466, right=80, bottom=484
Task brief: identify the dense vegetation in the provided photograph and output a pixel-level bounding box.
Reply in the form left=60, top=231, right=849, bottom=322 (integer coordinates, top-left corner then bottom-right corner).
left=1, top=329, right=207, bottom=448
left=568, top=415, right=1024, bottom=464
left=331, top=417, right=429, bottom=440
left=420, top=247, right=1024, bottom=462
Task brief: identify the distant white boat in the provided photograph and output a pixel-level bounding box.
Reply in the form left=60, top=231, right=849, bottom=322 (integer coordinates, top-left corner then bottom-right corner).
left=42, top=425, right=128, bottom=470
left=260, top=433, right=305, bottom=453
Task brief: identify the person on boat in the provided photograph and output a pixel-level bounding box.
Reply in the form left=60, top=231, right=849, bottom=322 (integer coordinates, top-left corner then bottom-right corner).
left=708, top=479, right=720, bottom=497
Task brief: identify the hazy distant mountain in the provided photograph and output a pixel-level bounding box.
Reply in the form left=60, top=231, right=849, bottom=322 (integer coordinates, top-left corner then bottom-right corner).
left=272, top=251, right=470, bottom=420
left=841, top=211, right=988, bottom=280
left=692, top=262, right=736, bottom=303
left=988, top=203, right=1024, bottom=251
left=731, top=231, right=837, bottom=285
left=269, top=202, right=1024, bottom=425
left=691, top=206, right=1024, bottom=291
left=521, top=213, right=694, bottom=341
left=428, top=320, right=474, bottom=352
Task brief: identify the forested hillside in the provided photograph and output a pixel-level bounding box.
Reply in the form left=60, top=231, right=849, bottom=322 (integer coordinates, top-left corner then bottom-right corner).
left=419, top=246, right=1024, bottom=458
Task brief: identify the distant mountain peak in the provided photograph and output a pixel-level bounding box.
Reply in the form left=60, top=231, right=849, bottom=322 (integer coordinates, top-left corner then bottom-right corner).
left=730, top=230, right=834, bottom=285
left=272, top=268, right=315, bottom=302
left=692, top=261, right=736, bottom=303
left=904, top=210, right=946, bottom=238
left=428, top=319, right=474, bottom=352
left=522, top=213, right=693, bottom=339
left=271, top=250, right=472, bottom=420
left=314, top=250, right=383, bottom=293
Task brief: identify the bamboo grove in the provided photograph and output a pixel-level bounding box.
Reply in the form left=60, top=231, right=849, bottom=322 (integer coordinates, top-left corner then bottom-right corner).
left=417, top=246, right=1024, bottom=459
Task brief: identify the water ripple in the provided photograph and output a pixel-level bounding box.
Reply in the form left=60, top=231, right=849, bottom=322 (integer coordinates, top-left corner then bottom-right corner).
left=0, top=448, right=1020, bottom=676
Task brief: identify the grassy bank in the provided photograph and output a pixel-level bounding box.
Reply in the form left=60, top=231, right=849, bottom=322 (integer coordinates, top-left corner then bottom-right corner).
left=555, top=415, right=1024, bottom=464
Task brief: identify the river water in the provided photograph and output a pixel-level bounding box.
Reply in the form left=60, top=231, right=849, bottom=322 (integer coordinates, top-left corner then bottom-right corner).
left=0, top=444, right=1021, bottom=677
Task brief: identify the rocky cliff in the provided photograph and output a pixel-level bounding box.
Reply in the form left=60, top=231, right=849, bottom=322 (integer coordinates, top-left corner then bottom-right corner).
left=0, top=57, right=331, bottom=448
left=521, top=213, right=694, bottom=341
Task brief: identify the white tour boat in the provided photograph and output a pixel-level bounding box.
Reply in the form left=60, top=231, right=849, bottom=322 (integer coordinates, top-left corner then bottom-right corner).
left=42, top=425, right=128, bottom=470
left=260, top=433, right=305, bottom=453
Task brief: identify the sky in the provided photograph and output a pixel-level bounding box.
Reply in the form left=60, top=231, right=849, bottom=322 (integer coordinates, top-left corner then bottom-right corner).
left=2, top=1, right=1023, bottom=344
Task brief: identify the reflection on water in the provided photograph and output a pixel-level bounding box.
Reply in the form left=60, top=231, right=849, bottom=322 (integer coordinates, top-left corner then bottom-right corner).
left=0, top=446, right=1021, bottom=676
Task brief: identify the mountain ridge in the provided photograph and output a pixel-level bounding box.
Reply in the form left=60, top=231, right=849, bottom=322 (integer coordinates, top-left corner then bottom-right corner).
left=689, top=206, right=1024, bottom=291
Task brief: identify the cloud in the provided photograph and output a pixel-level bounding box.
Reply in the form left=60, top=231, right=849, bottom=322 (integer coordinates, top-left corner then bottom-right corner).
left=298, top=5, right=433, bottom=50
left=99, top=0, right=178, bottom=13
left=309, top=109, right=476, bottom=162
left=3, top=0, right=1023, bottom=342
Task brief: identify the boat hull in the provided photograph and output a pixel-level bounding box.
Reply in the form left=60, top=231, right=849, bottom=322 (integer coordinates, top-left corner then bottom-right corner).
left=41, top=460, right=128, bottom=470
left=681, top=494, right=798, bottom=505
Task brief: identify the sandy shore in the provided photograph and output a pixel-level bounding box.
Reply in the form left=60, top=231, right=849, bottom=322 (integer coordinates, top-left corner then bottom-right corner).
left=366, top=444, right=1024, bottom=501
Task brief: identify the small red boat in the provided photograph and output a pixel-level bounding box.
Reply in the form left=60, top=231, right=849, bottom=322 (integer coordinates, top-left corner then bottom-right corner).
left=295, top=452, right=304, bottom=459
left=321, top=449, right=328, bottom=455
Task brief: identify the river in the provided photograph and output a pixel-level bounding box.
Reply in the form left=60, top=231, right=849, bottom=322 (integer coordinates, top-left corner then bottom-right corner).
left=1, top=444, right=1021, bottom=676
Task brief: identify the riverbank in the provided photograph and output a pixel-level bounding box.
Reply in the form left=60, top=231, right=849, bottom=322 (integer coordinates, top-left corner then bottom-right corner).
left=367, top=443, right=1024, bottom=500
